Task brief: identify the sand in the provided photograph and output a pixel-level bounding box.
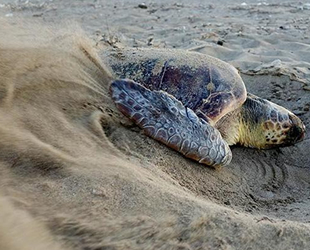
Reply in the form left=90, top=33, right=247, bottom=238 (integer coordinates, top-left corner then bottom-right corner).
left=0, top=1, right=310, bottom=249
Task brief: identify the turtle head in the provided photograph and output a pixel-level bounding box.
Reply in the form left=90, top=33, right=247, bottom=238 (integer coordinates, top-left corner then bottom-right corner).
left=237, top=94, right=305, bottom=149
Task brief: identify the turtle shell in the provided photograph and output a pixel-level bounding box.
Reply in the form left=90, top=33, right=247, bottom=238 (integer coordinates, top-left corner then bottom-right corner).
left=102, top=48, right=246, bottom=123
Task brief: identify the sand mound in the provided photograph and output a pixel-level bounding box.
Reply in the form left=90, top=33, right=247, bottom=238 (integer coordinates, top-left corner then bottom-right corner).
left=0, top=18, right=310, bottom=250
left=0, top=196, right=63, bottom=250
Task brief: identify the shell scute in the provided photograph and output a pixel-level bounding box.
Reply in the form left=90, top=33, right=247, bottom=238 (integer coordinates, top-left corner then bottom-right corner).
left=105, top=48, right=246, bottom=122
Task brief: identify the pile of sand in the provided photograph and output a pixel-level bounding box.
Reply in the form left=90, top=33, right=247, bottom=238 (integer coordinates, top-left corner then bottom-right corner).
left=0, top=0, right=310, bottom=249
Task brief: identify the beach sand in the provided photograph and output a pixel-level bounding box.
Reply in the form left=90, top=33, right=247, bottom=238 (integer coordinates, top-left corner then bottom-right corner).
left=0, top=1, right=310, bottom=249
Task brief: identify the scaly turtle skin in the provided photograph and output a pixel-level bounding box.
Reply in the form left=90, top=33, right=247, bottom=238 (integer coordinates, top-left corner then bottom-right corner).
left=103, top=48, right=305, bottom=168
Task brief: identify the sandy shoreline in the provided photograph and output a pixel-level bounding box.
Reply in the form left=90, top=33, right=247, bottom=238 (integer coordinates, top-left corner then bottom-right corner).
left=0, top=1, right=310, bottom=249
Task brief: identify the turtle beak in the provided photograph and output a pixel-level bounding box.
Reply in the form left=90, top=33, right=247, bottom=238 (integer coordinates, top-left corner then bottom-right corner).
left=286, top=114, right=305, bottom=144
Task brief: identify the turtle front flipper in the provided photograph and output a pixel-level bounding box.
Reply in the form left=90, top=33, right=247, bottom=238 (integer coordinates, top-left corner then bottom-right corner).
left=110, top=79, right=232, bottom=168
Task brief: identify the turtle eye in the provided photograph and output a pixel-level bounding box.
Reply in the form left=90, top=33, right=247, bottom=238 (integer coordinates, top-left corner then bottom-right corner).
left=286, top=114, right=305, bottom=143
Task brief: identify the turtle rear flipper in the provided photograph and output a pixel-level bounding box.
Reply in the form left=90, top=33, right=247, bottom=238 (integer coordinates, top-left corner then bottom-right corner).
left=110, top=79, right=232, bottom=168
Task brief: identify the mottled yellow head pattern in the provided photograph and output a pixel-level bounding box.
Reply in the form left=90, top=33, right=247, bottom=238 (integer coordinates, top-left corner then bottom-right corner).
left=237, top=94, right=305, bottom=149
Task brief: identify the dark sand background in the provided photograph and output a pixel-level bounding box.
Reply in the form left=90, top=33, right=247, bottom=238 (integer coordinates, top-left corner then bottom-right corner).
left=1, top=1, right=310, bottom=249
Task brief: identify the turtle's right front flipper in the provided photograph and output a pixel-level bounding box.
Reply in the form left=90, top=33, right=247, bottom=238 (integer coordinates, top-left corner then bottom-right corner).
left=110, top=79, right=232, bottom=168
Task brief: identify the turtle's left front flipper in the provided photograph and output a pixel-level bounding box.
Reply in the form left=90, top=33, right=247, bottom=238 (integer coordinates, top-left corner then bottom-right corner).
left=110, top=79, right=232, bottom=168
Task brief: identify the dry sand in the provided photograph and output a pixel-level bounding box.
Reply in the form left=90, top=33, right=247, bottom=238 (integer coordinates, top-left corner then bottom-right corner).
left=0, top=1, right=310, bottom=249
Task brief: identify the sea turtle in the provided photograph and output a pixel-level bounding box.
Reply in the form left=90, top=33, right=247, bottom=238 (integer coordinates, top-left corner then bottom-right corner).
left=103, top=48, right=305, bottom=168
